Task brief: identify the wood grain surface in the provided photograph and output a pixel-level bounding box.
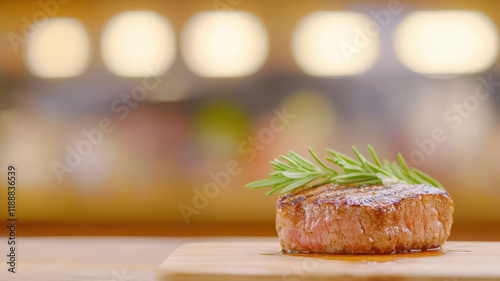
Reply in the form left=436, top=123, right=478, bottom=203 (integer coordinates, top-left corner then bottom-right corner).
left=157, top=241, right=500, bottom=281
left=0, top=237, right=273, bottom=281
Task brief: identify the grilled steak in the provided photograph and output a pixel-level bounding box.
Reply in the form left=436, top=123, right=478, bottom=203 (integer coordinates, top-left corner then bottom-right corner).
left=276, top=183, right=453, bottom=254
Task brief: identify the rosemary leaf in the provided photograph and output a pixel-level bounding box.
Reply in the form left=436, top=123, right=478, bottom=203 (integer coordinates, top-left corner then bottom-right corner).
left=246, top=145, right=445, bottom=195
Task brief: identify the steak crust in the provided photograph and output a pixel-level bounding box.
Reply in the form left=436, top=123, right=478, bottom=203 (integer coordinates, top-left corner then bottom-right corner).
left=276, top=183, right=453, bottom=254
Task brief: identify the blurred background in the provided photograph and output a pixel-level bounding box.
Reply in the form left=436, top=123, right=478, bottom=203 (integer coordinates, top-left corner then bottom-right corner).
left=0, top=0, right=500, bottom=239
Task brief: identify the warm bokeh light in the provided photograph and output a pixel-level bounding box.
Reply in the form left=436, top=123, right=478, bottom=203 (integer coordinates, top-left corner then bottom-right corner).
left=101, top=11, right=176, bottom=77
left=180, top=11, right=269, bottom=77
left=0, top=110, right=56, bottom=185
left=25, top=18, right=90, bottom=78
left=292, top=11, right=380, bottom=76
left=194, top=100, right=251, bottom=156
left=394, top=11, right=499, bottom=75
left=278, top=89, right=336, bottom=152
left=146, top=86, right=189, bottom=102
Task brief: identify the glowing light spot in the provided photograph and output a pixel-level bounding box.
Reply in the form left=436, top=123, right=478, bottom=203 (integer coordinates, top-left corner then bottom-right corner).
left=25, top=18, right=90, bottom=78
left=180, top=11, right=269, bottom=77
left=394, top=11, right=499, bottom=75
left=292, top=11, right=380, bottom=76
left=101, top=11, right=176, bottom=77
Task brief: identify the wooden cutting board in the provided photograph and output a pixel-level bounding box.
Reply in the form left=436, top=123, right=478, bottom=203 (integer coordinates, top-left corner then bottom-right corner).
left=156, top=240, right=500, bottom=281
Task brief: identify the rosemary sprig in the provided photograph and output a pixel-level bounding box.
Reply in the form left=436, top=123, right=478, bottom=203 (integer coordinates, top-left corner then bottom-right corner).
left=245, top=145, right=444, bottom=195
left=245, top=149, right=337, bottom=196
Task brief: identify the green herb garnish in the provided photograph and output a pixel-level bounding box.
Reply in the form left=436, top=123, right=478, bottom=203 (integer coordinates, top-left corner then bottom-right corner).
left=245, top=145, right=444, bottom=195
